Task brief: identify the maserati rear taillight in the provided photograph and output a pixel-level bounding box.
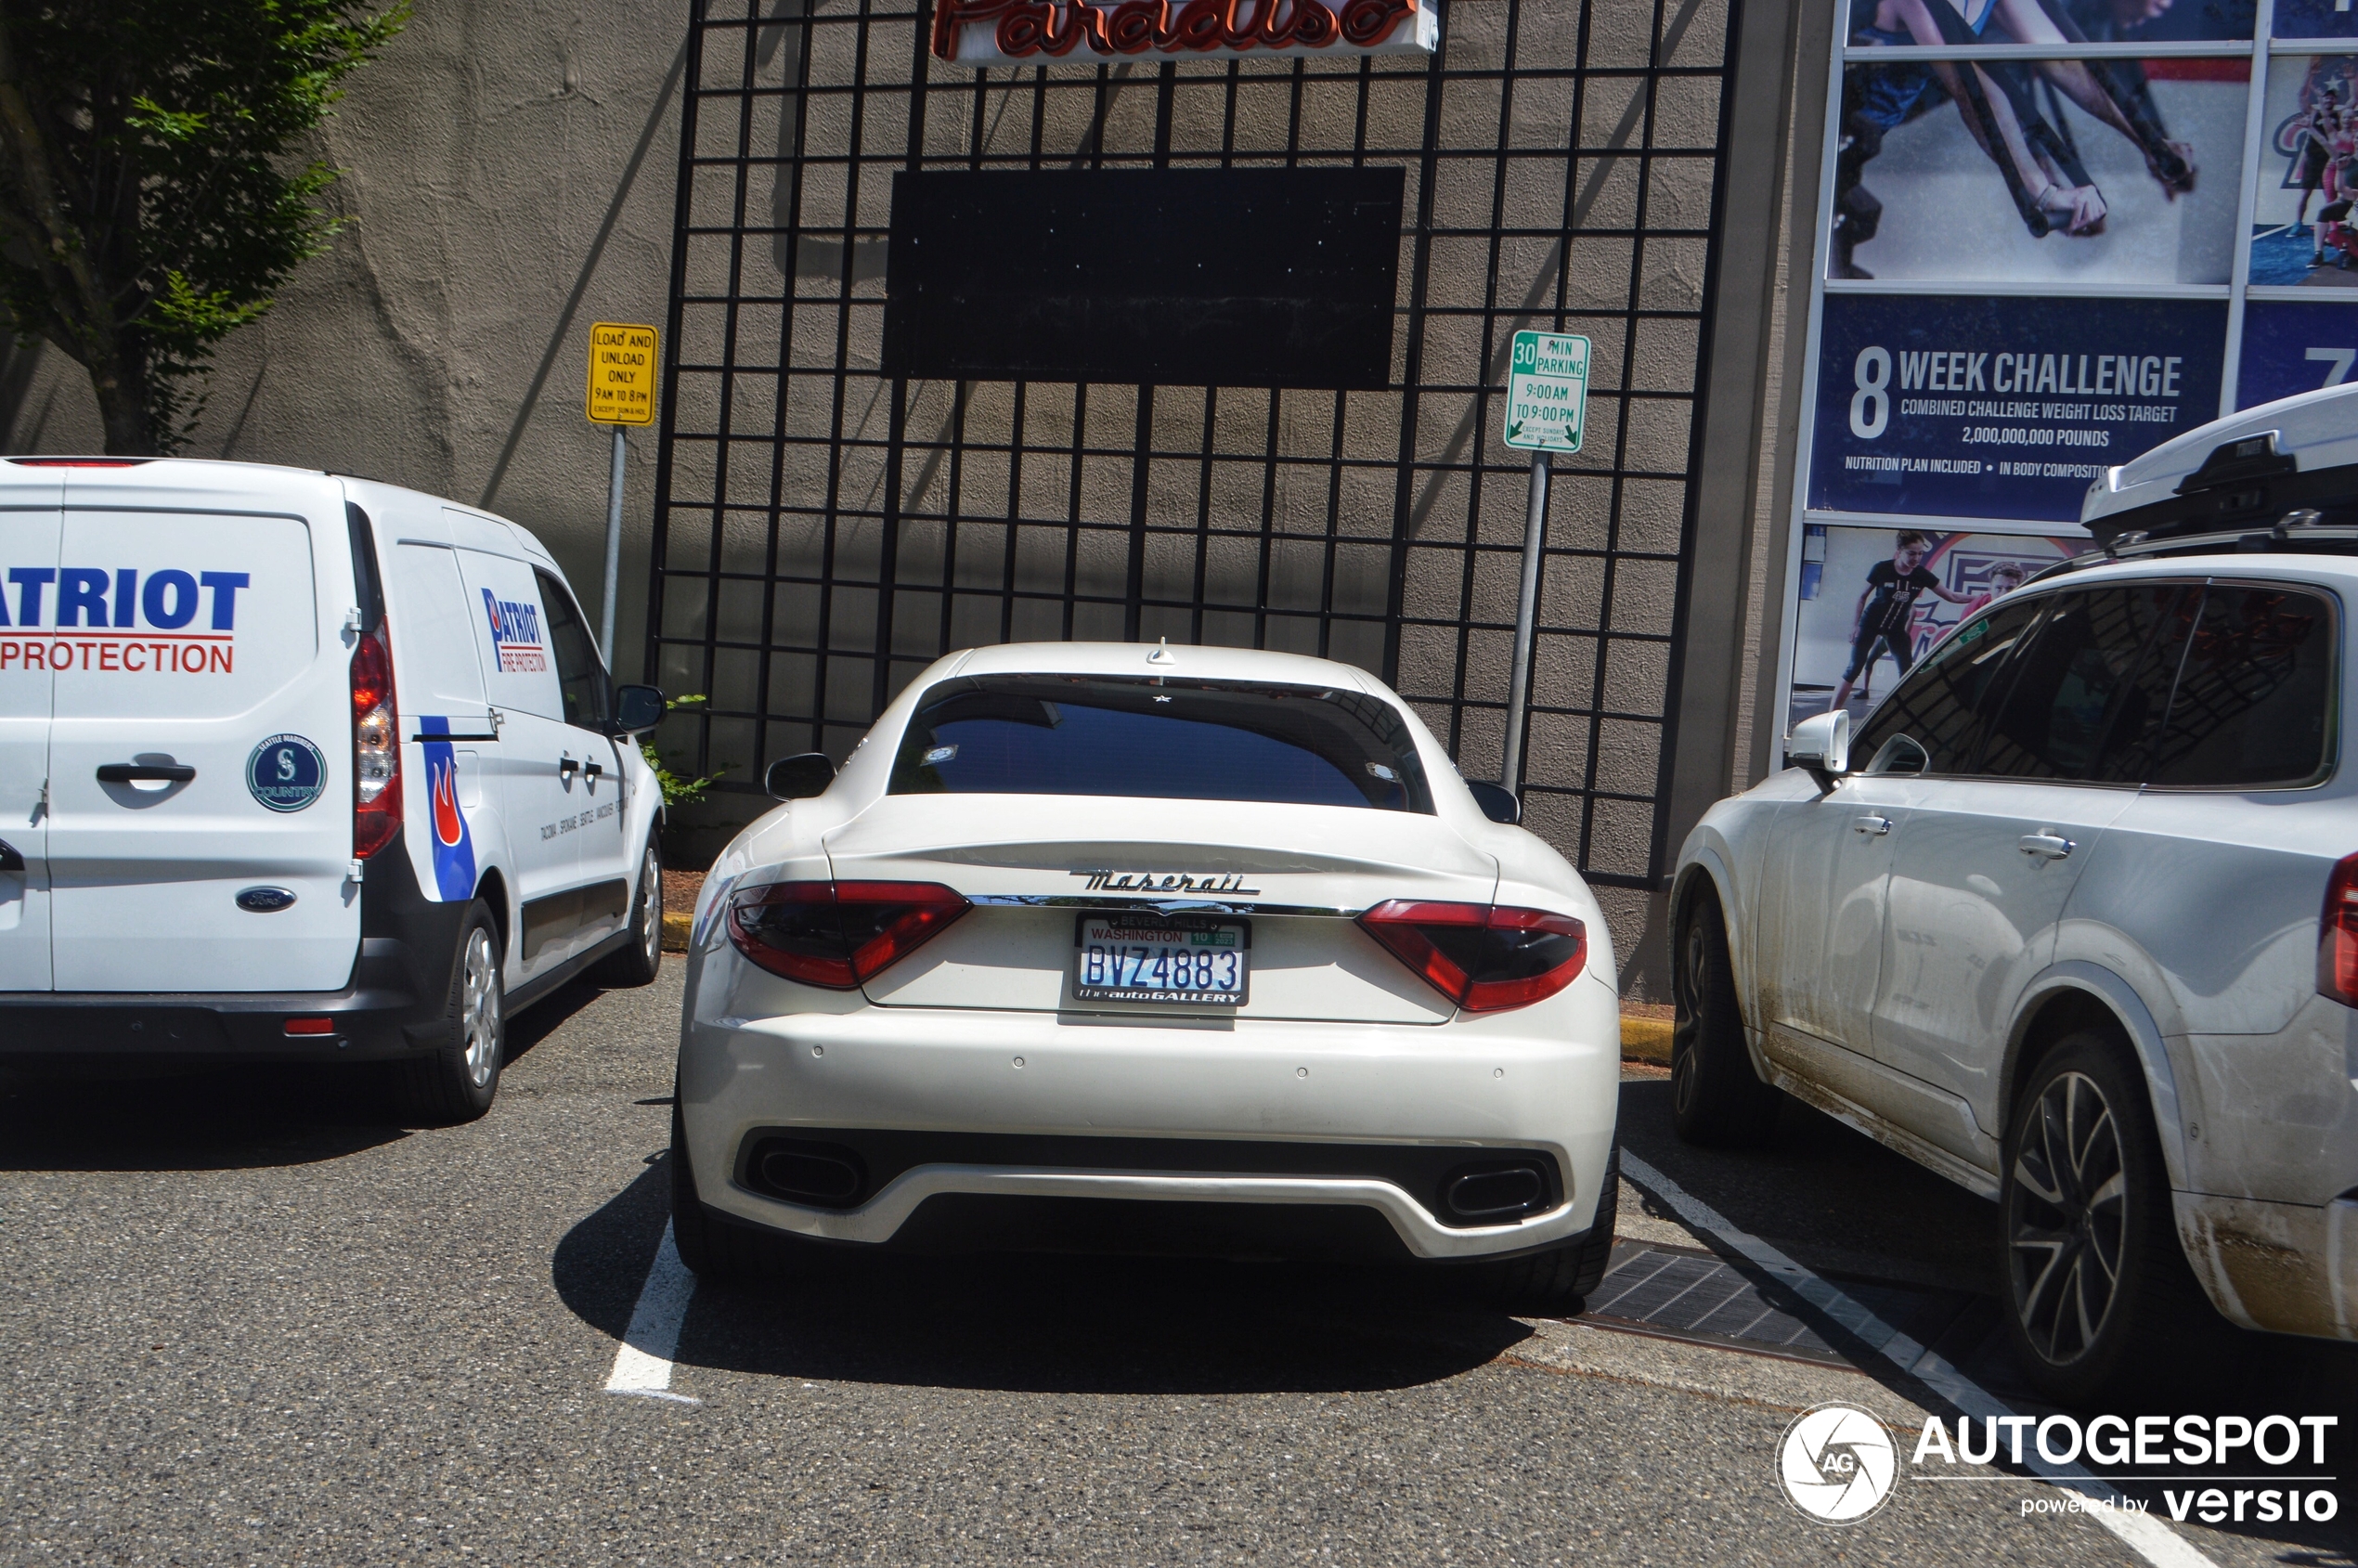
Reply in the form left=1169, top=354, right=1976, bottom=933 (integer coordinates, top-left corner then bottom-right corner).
left=1358, top=900, right=1587, bottom=1012
left=351, top=625, right=400, bottom=859
left=729, top=880, right=970, bottom=988
left=2318, top=852, right=2358, bottom=1007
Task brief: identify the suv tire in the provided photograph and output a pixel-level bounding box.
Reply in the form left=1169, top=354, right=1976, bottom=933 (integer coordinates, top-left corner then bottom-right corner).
left=1670, top=890, right=1781, bottom=1148
left=1999, top=1030, right=2211, bottom=1407
left=595, top=839, right=664, bottom=989
left=394, top=901, right=505, bottom=1125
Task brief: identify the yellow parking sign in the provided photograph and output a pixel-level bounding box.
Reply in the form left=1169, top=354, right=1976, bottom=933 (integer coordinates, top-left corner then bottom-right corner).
left=587, top=321, right=659, bottom=425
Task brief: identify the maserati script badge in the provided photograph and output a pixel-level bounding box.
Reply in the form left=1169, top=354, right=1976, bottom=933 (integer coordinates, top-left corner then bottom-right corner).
left=1073, top=870, right=1263, bottom=895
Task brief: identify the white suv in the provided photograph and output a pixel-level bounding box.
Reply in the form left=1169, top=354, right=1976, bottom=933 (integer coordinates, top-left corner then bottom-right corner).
left=1674, top=383, right=2358, bottom=1404
left=0, top=459, right=668, bottom=1121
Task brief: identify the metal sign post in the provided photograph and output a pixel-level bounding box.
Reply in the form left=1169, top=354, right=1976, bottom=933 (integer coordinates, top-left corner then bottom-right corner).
left=1498, top=330, right=1589, bottom=792
left=586, top=321, right=659, bottom=660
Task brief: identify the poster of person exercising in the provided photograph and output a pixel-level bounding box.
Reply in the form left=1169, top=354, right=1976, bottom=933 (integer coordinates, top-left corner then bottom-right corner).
left=1787, top=524, right=2085, bottom=732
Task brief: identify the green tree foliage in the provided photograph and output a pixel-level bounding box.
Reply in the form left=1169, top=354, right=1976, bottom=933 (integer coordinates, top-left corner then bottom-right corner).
left=0, top=1, right=406, bottom=455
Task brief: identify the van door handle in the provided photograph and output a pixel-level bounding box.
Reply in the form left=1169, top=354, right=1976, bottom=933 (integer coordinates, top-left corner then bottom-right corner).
left=2018, top=833, right=2074, bottom=861
left=0, top=838, right=21, bottom=872
left=558, top=756, right=579, bottom=778
left=97, top=763, right=195, bottom=784
left=582, top=761, right=602, bottom=780
left=1852, top=815, right=1892, bottom=836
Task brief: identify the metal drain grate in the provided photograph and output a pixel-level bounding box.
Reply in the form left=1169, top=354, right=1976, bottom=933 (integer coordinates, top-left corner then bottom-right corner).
left=1581, top=1240, right=1988, bottom=1368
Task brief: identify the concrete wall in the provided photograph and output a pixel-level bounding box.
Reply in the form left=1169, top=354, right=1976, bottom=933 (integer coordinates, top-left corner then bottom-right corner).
left=0, top=0, right=688, bottom=676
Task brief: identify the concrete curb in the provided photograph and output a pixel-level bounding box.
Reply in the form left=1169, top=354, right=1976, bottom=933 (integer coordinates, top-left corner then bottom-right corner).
left=1620, top=1015, right=1672, bottom=1065
left=661, top=911, right=693, bottom=952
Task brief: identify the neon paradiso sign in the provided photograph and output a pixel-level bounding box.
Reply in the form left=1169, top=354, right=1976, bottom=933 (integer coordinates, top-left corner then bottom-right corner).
left=929, top=0, right=1431, bottom=65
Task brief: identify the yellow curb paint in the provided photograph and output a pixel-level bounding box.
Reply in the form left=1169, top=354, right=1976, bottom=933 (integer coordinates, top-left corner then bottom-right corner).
left=661, top=910, right=693, bottom=952
left=1620, top=1015, right=1672, bottom=1065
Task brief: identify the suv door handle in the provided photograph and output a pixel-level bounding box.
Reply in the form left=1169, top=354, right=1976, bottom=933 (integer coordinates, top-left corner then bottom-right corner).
left=1852, top=815, right=1892, bottom=836
left=2018, top=833, right=2074, bottom=860
left=97, top=763, right=195, bottom=784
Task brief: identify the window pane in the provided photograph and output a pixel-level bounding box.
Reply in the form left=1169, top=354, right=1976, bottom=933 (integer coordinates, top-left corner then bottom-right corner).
left=537, top=571, right=609, bottom=729
left=1851, top=597, right=2046, bottom=775
left=1982, top=585, right=2196, bottom=781
left=2092, top=583, right=2201, bottom=783
left=888, top=675, right=1434, bottom=811
left=2147, top=586, right=2338, bottom=788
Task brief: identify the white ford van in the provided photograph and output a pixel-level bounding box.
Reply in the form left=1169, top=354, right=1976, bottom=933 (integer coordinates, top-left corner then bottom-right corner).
left=0, top=459, right=668, bottom=1121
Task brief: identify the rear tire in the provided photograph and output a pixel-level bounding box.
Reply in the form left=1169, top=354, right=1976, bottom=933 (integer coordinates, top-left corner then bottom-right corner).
left=1999, top=1030, right=2212, bottom=1408
left=595, top=839, right=663, bottom=989
left=393, top=902, right=504, bottom=1125
left=670, top=1091, right=810, bottom=1286
left=1670, top=890, right=1781, bottom=1148
left=1465, top=1147, right=1619, bottom=1315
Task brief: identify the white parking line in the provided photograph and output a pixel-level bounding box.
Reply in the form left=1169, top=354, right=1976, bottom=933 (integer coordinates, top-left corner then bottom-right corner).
left=1617, top=1151, right=2218, bottom=1568
left=603, top=1219, right=702, bottom=1406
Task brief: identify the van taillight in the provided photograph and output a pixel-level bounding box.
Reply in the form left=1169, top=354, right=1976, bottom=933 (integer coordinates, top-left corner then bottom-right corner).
left=728, top=881, right=970, bottom=988
left=352, top=626, right=400, bottom=859
left=1357, top=900, right=1587, bottom=1012
left=2318, top=853, right=2358, bottom=1007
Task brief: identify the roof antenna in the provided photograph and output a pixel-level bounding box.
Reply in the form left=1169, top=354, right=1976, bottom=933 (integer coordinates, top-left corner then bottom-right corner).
left=1147, top=637, right=1176, bottom=666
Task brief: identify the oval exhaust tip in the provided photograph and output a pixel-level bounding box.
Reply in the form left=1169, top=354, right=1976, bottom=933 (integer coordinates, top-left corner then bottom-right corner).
left=1445, top=1164, right=1545, bottom=1219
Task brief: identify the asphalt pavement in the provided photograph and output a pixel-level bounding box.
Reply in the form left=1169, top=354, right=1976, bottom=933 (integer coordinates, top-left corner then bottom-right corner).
left=2, top=965, right=2352, bottom=1567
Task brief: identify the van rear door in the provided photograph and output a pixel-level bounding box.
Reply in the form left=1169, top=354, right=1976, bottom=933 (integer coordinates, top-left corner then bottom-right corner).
left=0, top=476, right=60, bottom=991
left=44, top=467, right=360, bottom=992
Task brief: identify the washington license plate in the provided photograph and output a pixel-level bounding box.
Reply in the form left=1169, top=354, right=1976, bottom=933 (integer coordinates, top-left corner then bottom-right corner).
left=1073, top=914, right=1250, bottom=1004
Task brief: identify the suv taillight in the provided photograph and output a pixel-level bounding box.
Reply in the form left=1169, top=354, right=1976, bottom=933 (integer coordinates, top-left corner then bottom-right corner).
left=1358, top=900, right=1587, bottom=1012
left=352, top=626, right=400, bottom=859
left=728, top=880, right=970, bottom=988
left=2319, top=853, right=2358, bottom=1007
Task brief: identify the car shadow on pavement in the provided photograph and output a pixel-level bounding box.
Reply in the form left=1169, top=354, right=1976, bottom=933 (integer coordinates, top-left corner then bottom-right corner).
left=554, top=1160, right=1536, bottom=1396
left=0, top=1065, right=408, bottom=1171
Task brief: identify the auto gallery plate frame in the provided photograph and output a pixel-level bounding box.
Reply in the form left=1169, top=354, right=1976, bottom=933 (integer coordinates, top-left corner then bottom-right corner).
left=1772, top=6, right=2358, bottom=750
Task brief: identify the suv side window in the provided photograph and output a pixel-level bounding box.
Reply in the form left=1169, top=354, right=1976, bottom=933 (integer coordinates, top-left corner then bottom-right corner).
left=1850, top=596, right=2045, bottom=775
left=2144, top=584, right=2337, bottom=789
left=535, top=570, right=610, bottom=729
left=1979, top=584, right=2196, bottom=782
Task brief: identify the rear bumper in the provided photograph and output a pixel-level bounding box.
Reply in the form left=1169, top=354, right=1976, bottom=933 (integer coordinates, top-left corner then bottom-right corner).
left=0, top=828, right=467, bottom=1068
left=2177, top=1191, right=2358, bottom=1341
left=679, top=973, right=1623, bottom=1261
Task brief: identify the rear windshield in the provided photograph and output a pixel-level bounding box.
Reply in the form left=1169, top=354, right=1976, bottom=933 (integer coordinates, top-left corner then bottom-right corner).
left=888, top=674, right=1435, bottom=811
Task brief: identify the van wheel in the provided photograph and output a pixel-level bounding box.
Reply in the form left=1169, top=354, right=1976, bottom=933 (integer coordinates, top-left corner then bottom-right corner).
left=1999, top=1031, right=2210, bottom=1408
left=1670, top=892, right=1780, bottom=1148
left=596, top=839, right=663, bottom=988
left=395, top=903, right=504, bottom=1125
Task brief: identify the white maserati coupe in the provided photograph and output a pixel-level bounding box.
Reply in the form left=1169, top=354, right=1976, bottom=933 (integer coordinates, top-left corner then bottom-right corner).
left=669, top=641, right=1621, bottom=1308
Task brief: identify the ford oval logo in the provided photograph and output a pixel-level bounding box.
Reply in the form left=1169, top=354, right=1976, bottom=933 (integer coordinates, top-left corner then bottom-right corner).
left=235, top=887, right=297, bottom=914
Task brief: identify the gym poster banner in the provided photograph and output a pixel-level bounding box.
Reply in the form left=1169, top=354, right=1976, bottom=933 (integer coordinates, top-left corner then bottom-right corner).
left=1787, top=525, right=2082, bottom=732
left=1833, top=53, right=2246, bottom=289
left=1807, top=292, right=2229, bottom=524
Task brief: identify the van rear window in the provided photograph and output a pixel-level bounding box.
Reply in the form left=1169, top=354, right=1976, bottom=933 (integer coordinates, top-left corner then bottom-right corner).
left=888, top=674, right=1434, bottom=811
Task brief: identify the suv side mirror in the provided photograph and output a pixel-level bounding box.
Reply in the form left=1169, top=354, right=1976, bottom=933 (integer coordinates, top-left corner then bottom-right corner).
left=1785, top=710, right=1850, bottom=793
left=1466, top=780, right=1522, bottom=825
left=611, top=684, right=666, bottom=736
left=765, top=752, right=836, bottom=801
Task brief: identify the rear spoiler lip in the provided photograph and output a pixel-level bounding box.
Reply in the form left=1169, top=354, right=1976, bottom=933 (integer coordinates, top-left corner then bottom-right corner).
left=967, top=892, right=1362, bottom=918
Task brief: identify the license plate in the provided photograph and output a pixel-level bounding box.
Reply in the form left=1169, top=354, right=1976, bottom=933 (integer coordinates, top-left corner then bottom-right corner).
left=1073, top=914, right=1250, bottom=1004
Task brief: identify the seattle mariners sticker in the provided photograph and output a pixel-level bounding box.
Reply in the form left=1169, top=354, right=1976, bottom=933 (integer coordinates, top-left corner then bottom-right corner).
left=246, top=733, right=327, bottom=812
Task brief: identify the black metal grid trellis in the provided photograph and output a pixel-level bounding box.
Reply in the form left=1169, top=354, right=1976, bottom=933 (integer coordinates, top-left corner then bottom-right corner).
left=645, top=0, right=1739, bottom=888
